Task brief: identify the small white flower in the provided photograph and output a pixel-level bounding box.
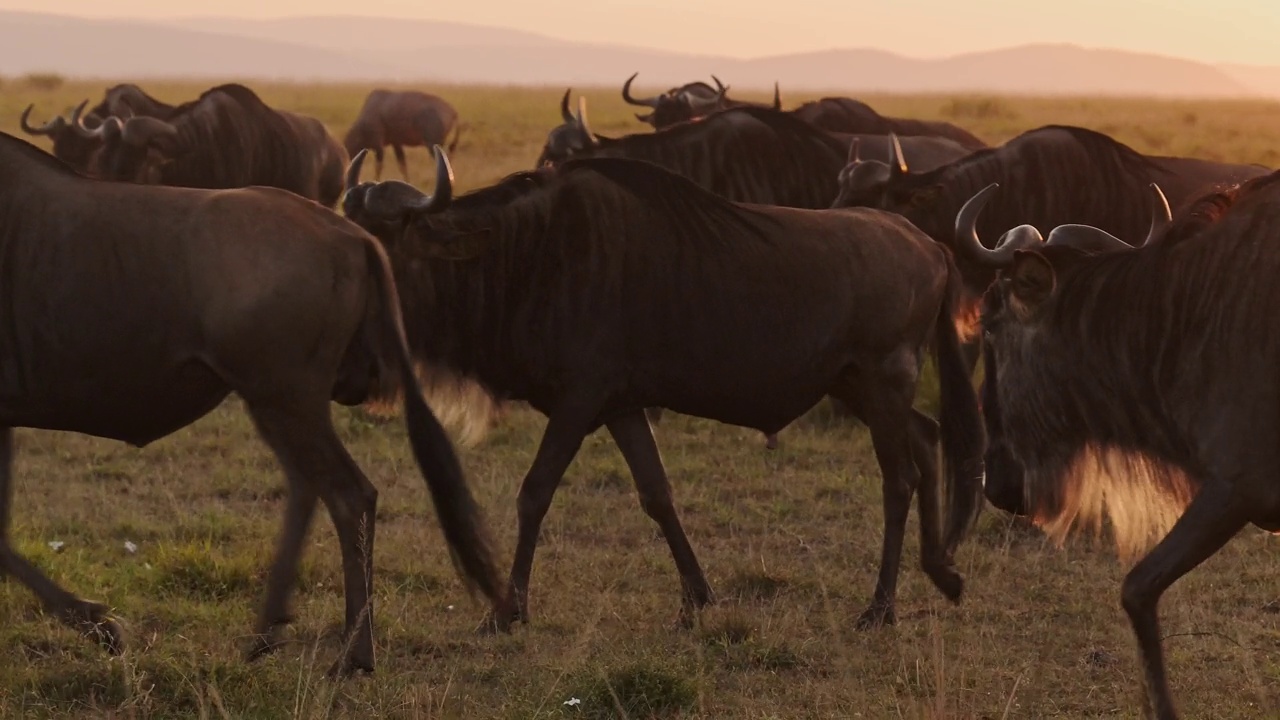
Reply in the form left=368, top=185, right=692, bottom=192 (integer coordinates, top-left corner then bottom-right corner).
left=446, top=604, right=455, bottom=611
left=563, top=698, right=581, bottom=707
left=123, top=541, right=138, bottom=554
left=48, top=541, right=65, bottom=552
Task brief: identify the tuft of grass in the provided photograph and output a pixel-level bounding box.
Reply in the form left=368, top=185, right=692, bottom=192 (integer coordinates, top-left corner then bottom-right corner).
left=20, top=72, right=65, bottom=92
left=149, top=544, right=260, bottom=602
left=566, top=660, right=699, bottom=720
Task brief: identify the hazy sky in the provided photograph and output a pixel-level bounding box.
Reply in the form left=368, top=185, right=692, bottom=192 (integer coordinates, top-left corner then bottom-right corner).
left=13, top=0, right=1280, bottom=65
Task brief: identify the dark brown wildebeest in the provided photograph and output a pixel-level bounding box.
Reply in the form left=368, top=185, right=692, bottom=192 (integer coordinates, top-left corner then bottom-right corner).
left=342, top=147, right=986, bottom=631
left=74, top=83, right=348, bottom=208
left=836, top=134, right=973, bottom=184
left=831, top=126, right=1270, bottom=349
left=538, top=95, right=857, bottom=446
left=622, top=72, right=780, bottom=129
left=20, top=83, right=177, bottom=172
left=955, top=172, right=1280, bottom=719
left=792, top=96, right=987, bottom=150
left=343, top=88, right=461, bottom=182
left=0, top=131, right=503, bottom=676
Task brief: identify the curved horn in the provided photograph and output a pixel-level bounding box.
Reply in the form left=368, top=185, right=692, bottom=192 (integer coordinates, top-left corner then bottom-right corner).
left=20, top=104, right=66, bottom=136
left=711, top=75, right=727, bottom=94
left=422, top=144, right=454, bottom=213
left=772, top=82, right=781, bottom=110
left=953, top=183, right=1043, bottom=267
left=575, top=96, right=597, bottom=143
left=1144, top=182, right=1172, bottom=246
left=687, top=79, right=730, bottom=113
left=888, top=133, right=908, bottom=178
left=848, top=137, right=861, bottom=164
left=69, top=100, right=105, bottom=139
left=621, top=72, right=660, bottom=108
left=559, top=88, right=574, bottom=124
left=119, top=116, right=179, bottom=147
left=345, top=148, right=368, bottom=190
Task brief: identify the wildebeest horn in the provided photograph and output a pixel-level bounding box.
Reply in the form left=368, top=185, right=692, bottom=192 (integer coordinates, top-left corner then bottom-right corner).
left=559, top=88, right=574, bottom=124
left=888, top=133, right=908, bottom=178
left=711, top=75, right=727, bottom=94
left=575, top=96, right=597, bottom=142
left=120, top=116, right=179, bottom=147
left=848, top=138, right=861, bottom=163
left=345, top=148, right=368, bottom=189
left=20, top=104, right=66, bottom=136
left=621, top=72, right=660, bottom=108
left=954, top=183, right=1043, bottom=267
left=1144, top=182, right=1172, bottom=246
left=772, top=82, right=781, bottom=110
left=420, top=144, right=454, bottom=213
left=69, top=100, right=104, bottom=139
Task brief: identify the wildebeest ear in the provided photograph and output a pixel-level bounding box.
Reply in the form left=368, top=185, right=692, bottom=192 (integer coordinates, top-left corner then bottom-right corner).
left=1007, top=250, right=1055, bottom=319
left=425, top=229, right=492, bottom=260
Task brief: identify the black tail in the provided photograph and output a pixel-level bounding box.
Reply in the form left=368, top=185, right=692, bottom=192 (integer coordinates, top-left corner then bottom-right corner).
left=934, top=251, right=987, bottom=557
left=361, top=238, right=505, bottom=608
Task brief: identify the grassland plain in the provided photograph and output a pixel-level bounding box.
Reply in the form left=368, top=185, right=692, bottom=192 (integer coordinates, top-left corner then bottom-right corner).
left=0, top=77, right=1279, bottom=719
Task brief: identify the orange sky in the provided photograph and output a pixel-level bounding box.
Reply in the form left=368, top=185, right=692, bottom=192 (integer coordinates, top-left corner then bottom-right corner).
left=10, top=0, right=1280, bottom=65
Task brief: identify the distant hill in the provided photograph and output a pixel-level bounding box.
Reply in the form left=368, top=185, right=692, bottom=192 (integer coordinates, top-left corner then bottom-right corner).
left=0, top=11, right=1275, bottom=98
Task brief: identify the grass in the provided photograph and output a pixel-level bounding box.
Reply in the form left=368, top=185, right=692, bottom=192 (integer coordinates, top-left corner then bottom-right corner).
left=1, top=79, right=1280, bottom=718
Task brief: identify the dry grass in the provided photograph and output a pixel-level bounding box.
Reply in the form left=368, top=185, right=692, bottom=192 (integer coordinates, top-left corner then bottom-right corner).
left=1, top=80, right=1279, bottom=718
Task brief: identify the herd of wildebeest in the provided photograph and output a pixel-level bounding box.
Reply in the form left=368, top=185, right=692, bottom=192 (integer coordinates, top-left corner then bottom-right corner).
left=6, top=73, right=1280, bottom=718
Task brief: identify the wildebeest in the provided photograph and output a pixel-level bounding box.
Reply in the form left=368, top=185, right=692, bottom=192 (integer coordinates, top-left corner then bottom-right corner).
left=0, top=131, right=503, bottom=676
left=74, top=83, right=348, bottom=208
left=20, top=83, right=177, bottom=172
left=792, top=96, right=987, bottom=149
left=343, top=89, right=461, bottom=182
left=832, top=126, right=1270, bottom=336
left=836, top=134, right=974, bottom=186
left=539, top=95, right=847, bottom=208
left=342, top=147, right=985, bottom=631
left=955, top=172, right=1280, bottom=719
left=622, top=73, right=780, bottom=129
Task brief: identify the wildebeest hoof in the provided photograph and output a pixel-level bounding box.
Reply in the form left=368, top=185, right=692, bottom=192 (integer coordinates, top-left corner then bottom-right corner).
left=326, top=654, right=375, bottom=679
left=764, top=433, right=779, bottom=450
left=67, top=601, right=125, bottom=655
left=924, top=562, right=964, bottom=604
left=245, top=628, right=289, bottom=662
left=855, top=604, right=896, bottom=629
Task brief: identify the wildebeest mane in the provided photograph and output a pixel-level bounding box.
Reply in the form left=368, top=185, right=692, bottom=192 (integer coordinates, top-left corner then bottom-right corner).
left=591, top=106, right=848, bottom=209
left=988, top=169, right=1280, bottom=557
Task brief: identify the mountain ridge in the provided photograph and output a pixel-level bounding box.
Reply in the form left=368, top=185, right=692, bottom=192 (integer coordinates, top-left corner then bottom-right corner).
left=0, top=11, right=1273, bottom=98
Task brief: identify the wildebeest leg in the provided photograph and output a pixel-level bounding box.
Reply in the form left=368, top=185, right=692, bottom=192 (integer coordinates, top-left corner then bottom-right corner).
left=907, top=410, right=962, bottom=600
left=393, top=145, right=410, bottom=182
left=834, top=359, right=921, bottom=629
left=373, top=147, right=386, bottom=181
left=245, top=402, right=379, bottom=676
left=607, top=410, right=713, bottom=624
left=0, top=427, right=124, bottom=652
left=497, top=405, right=596, bottom=629
left=247, top=482, right=318, bottom=660
left=1120, top=481, right=1247, bottom=720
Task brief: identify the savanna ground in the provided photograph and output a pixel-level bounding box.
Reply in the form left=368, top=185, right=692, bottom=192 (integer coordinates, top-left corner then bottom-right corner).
left=1, top=75, right=1280, bottom=719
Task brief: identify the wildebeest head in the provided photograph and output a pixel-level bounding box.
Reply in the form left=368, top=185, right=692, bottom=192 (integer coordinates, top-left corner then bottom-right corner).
left=20, top=103, right=104, bottom=170
left=343, top=145, right=488, bottom=260
left=72, top=101, right=182, bottom=183
left=622, top=73, right=734, bottom=129
left=535, top=92, right=599, bottom=168
left=953, top=182, right=1172, bottom=514
left=830, top=133, right=944, bottom=213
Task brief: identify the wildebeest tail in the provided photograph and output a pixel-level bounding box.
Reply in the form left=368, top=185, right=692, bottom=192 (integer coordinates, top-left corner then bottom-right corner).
left=361, top=237, right=506, bottom=608
left=935, top=250, right=986, bottom=558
